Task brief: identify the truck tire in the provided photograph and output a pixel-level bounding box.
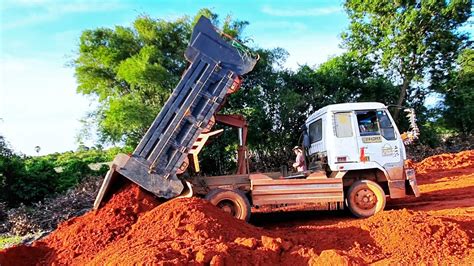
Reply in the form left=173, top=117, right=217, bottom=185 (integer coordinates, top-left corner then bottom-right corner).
left=205, top=189, right=251, bottom=221
left=345, top=180, right=386, bottom=218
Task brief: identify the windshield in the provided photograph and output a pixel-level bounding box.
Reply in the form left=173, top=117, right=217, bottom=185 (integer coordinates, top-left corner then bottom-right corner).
left=376, top=110, right=396, bottom=140
left=355, top=110, right=396, bottom=140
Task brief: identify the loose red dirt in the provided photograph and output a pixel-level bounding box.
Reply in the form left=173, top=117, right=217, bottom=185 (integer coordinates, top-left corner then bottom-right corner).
left=1, top=150, right=473, bottom=265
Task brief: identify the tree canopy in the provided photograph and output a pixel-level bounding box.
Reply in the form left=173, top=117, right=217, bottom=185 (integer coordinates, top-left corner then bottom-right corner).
left=74, top=6, right=472, bottom=174
left=75, top=16, right=190, bottom=145
left=342, top=0, right=471, bottom=119
left=442, top=48, right=474, bottom=136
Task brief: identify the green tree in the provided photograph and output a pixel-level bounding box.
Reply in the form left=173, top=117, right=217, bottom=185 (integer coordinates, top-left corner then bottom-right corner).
left=442, top=48, right=474, bottom=136
left=206, top=51, right=400, bottom=173
left=235, top=48, right=289, bottom=151
left=275, top=53, right=398, bottom=147
left=199, top=48, right=290, bottom=173
left=314, top=52, right=399, bottom=105
left=75, top=16, right=191, bottom=146
left=0, top=136, right=15, bottom=194
left=342, top=0, right=471, bottom=120
left=16, top=157, right=58, bottom=203
left=1, top=135, right=131, bottom=206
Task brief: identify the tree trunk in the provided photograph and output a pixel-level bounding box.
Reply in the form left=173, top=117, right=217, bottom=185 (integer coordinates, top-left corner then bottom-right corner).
left=393, top=77, right=411, bottom=121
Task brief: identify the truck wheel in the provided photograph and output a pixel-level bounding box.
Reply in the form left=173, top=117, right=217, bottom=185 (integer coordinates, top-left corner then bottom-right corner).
left=345, top=180, right=386, bottom=218
left=205, top=189, right=251, bottom=221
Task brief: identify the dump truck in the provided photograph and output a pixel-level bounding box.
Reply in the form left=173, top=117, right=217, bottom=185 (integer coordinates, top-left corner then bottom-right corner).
left=94, top=16, right=420, bottom=221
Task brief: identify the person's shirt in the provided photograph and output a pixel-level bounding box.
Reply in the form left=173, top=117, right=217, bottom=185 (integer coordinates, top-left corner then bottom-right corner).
left=293, top=151, right=307, bottom=172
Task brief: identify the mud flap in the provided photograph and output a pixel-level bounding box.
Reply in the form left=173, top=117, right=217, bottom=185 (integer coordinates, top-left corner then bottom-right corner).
left=405, top=168, right=420, bottom=197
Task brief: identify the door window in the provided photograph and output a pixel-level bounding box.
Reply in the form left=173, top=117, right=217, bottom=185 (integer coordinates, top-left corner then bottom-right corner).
left=334, top=112, right=353, bottom=138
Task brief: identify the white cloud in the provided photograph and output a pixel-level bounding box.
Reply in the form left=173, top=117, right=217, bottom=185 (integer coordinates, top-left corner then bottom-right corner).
left=0, top=55, right=92, bottom=155
left=261, top=5, right=342, bottom=17
left=252, top=31, right=344, bottom=69
left=1, top=0, right=126, bottom=30
left=2, top=13, right=53, bottom=30
left=284, top=36, right=344, bottom=69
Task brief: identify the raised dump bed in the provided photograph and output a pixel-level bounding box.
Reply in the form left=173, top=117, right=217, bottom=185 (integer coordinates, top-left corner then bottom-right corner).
left=94, top=16, right=258, bottom=209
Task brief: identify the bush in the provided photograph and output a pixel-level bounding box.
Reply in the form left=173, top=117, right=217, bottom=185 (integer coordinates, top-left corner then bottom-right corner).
left=18, top=157, right=58, bottom=202
left=56, top=159, right=93, bottom=193
left=0, top=141, right=129, bottom=207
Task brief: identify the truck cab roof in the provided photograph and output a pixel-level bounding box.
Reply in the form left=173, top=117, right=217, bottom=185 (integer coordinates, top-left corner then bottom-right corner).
left=306, top=102, right=387, bottom=123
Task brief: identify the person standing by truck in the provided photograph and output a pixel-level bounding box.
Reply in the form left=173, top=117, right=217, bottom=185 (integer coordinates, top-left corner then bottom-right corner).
left=292, top=146, right=307, bottom=172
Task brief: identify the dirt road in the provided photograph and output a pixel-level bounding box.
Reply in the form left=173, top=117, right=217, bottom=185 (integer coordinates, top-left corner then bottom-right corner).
left=251, top=164, right=474, bottom=264
left=1, top=151, right=473, bottom=265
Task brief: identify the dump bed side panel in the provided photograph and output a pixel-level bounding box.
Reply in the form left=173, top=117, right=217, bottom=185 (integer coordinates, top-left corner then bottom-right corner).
left=251, top=178, right=344, bottom=206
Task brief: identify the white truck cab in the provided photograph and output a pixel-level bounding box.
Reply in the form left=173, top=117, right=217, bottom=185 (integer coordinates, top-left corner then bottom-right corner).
left=304, top=102, right=420, bottom=214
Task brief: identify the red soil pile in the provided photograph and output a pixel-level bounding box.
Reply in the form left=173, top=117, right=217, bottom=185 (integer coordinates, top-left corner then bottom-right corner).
left=413, top=150, right=474, bottom=174
left=0, top=182, right=158, bottom=265
left=0, top=245, right=49, bottom=266
left=361, top=209, right=470, bottom=263
left=268, top=209, right=472, bottom=264
left=89, top=197, right=271, bottom=265
left=3, top=196, right=471, bottom=265
left=1, top=151, right=474, bottom=265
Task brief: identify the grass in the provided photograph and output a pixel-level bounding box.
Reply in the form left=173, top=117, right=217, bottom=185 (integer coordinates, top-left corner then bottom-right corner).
left=0, top=235, right=22, bottom=250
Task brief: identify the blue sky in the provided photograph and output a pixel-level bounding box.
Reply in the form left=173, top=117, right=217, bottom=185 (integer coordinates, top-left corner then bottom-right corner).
left=0, top=0, right=348, bottom=155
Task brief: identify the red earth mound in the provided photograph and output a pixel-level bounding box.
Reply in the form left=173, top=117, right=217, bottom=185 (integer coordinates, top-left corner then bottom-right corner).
left=0, top=182, right=158, bottom=265
left=361, top=209, right=470, bottom=262
left=1, top=150, right=473, bottom=265
left=414, top=150, right=474, bottom=174
left=89, top=197, right=271, bottom=265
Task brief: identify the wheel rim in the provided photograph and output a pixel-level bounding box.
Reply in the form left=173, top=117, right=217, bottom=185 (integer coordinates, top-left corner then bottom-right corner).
left=353, top=188, right=377, bottom=210
left=217, top=199, right=241, bottom=218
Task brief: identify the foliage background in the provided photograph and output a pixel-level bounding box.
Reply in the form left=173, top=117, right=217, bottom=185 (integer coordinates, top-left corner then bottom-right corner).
left=0, top=136, right=130, bottom=206
left=0, top=3, right=471, bottom=207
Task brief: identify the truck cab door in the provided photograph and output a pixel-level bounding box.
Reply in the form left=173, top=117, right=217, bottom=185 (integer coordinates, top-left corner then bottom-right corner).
left=332, top=112, right=360, bottom=164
